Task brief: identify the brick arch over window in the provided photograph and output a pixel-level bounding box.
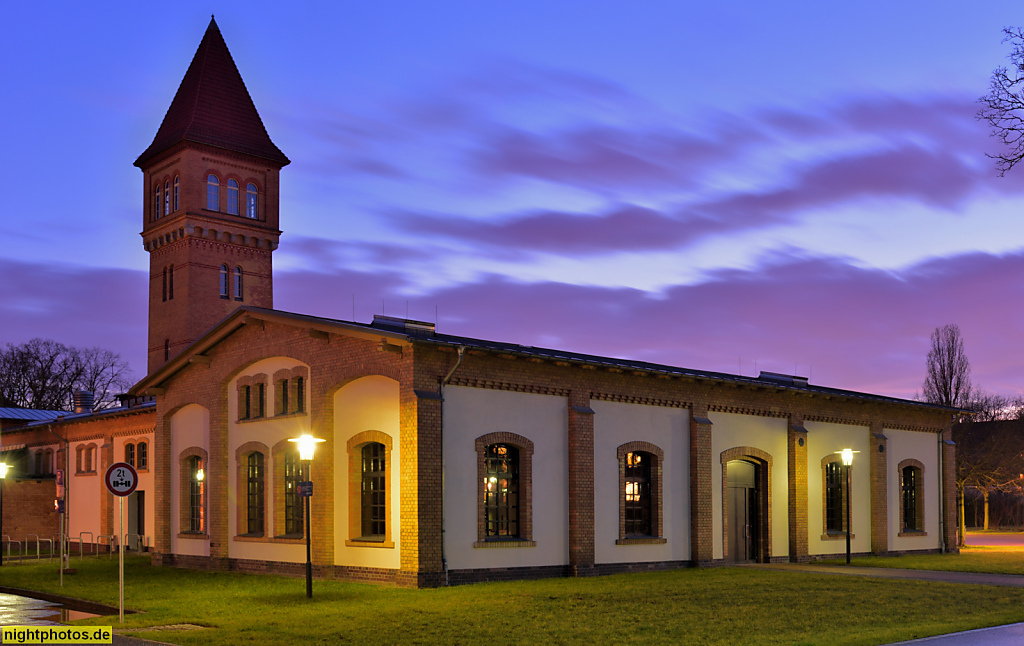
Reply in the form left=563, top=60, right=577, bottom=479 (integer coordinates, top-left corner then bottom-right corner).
left=720, top=446, right=773, bottom=562
left=346, top=430, right=395, bottom=548
left=898, top=458, right=926, bottom=536
left=616, top=441, right=666, bottom=544
left=272, top=366, right=310, bottom=416
left=179, top=446, right=209, bottom=538
left=236, top=373, right=268, bottom=420
left=475, top=432, right=535, bottom=547
left=235, top=441, right=270, bottom=539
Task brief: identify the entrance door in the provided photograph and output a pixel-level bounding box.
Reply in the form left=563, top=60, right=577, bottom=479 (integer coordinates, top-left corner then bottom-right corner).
left=126, top=491, right=145, bottom=551
left=726, top=460, right=759, bottom=562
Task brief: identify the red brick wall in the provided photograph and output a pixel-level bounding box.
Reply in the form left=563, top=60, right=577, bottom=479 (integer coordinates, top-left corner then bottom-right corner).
left=1, top=478, right=60, bottom=548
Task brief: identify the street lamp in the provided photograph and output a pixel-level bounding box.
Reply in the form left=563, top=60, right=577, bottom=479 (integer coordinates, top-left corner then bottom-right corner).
left=838, top=449, right=859, bottom=564
left=289, top=434, right=324, bottom=598
left=0, top=462, right=7, bottom=567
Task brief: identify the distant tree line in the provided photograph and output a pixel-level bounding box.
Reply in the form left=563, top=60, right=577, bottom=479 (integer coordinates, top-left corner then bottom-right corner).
left=0, top=338, right=134, bottom=412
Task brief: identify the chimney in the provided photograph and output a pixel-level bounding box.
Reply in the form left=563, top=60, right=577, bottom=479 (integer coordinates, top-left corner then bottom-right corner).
left=73, top=391, right=94, bottom=415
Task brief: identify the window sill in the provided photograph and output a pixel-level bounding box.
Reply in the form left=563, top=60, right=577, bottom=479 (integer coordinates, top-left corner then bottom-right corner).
left=898, top=530, right=928, bottom=538
left=236, top=416, right=268, bottom=424
left=234, top=532, right=268, bottom=544
left=272, top=411, right=308, bottom=420
left=345, top=538, right=395, bottom=549
left=821, top=532, right=856, bottom=541
left=178, top=532, right=209, bottom=540
left=616, top=537, right=667, bottom=546
left=136, top=468, right=150, bottom=474
left=272, top=535, right=306, bottom=544
left=473, top=540, right=536, bottom=548
left=77, top=470, right=97, bottom=477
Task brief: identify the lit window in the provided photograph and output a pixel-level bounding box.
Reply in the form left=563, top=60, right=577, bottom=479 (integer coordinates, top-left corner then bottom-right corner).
left=190, top=456, right=205, bottom=532
left=164, top=180, right=170, bottom=215
left=220, top=264, right=229, bottom=298
left=173, top=176, right=179, bottom=211
left=484, top=444, right=519, bottom=538
left=227, top=179, right=239, bottom=215
left=137, top=442, right=147, bottom=470
left=361, top=443, right=387, bottom=538
left=284, top=451, right=304, bottom=536
left=234, top=266, right=243, bottom=301
left=207, top=175, right=219, bottom=211
left=624, top=451, right=652, bottom=536
left=247, top=452, right=265, bottom=535
left=125, top=443, right=135, bottom=468
left=246, top=183, right=258, bottom=218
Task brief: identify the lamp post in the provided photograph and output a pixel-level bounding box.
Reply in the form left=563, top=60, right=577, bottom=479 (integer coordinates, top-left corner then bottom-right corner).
left=839, top=449, right=858, bottom=564
left=0, top=462, right=7, bottom=567
left=289, top=434, right=324, bottom=598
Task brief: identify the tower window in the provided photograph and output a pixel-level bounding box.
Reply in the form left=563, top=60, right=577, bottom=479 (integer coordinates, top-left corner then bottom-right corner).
left=164, top=339, right=169, bottom=362
left=168, top=264, right=174, bottom=299
left=154, top=184, right=162, bottom=220
left=234, top=266, right=243, bottom=301
left=220, top=264, right=229, bottom=299
left=164, top=180, right=170, bottom=215
left=207, top=175, right=220, bottom=211
left=246, top=183, right=258, bottom=219
left=162, top=267, right=167, bottom=302
left=227, top=179, right=239, bottom=215
left=173, top=176, right=179, bottom=212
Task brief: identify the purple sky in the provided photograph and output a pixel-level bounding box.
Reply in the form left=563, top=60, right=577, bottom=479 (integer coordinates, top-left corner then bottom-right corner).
left=3, top=2, right=1024, bottom=400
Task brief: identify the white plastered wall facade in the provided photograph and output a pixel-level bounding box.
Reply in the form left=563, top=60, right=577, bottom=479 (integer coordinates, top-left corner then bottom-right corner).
left=443, top=386, right=568, bottom=570
left=709, top=412, right=789, bottom=561
left=805, top=421, right=870, bottom=556
left=68, top=439, right=102, bottom=543
left=886, top=428, right=941, bottom=551
left=117, top=433, right=156, bottom=550
left=592, top=400, right=690, bottom=564
left=227, top=357, right=308, bottom=563
left=169, top=403, right=210, bottom=557
left=332, top=375, right=401, bottom=570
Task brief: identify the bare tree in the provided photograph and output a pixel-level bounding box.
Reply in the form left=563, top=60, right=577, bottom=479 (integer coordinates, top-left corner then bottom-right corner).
left=0, top=339, right=134, bottom=411
left=922, top=324, right=972, bottom=409
left=979, top=27, right=1024, bottom=175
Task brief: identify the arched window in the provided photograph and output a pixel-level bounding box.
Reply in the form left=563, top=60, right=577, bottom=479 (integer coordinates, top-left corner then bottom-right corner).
left=220, top=264, right=229, bottom=299
left=901, top=463, right=925, bottom=533
left=164, top=180, right=170, bottom=215
left=227, top=179, right=239, bottom=215
left=624, top=451, right=652, bottom=536
left=484, top=444, right=519, bottom=538
left=137, top=442, right=148, bottom=470
left=246, top=183, right=258, bottom=219
left=234, top=266, right=243, bottom=301
left=247, top=452, right=265, bottom=535
left=125, top=443, right=135, bottom=468
left=173, top=176, right=179, bottom=212
left=207, top=175, right=219, bottom=211
left=162, top=267, right=167, bottom=302
left=189, top=456, right=205, bottom=532
left=284, top=451, right=304, bottom=536
left=154, top=184, right=162, bottom=219
left=362, top=443, right=387, bottom=538
left=168, top=264, right=174, bottom=300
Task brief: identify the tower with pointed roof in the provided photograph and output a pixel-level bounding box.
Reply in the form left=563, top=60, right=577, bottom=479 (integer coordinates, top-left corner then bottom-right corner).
left=136, top=18, right=289, bottom=374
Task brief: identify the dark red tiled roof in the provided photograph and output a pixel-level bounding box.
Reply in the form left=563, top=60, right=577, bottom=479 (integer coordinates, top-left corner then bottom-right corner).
left=135, top=18, right=289, bottom=167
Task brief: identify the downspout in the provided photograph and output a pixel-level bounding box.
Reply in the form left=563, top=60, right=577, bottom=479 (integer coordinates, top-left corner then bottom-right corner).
left=439, top=346, right=465, bottom=586
left=46, top=422, right=69, bottom=568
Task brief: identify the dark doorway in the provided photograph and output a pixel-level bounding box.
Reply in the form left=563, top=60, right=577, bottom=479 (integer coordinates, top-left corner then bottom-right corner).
left=126, top=490, right=145, bottom=551
left=726, top=460, right=760, bottom=562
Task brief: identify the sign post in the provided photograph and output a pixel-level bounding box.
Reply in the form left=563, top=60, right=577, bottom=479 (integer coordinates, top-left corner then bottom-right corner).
left=104, top=462, right=138, bottom=624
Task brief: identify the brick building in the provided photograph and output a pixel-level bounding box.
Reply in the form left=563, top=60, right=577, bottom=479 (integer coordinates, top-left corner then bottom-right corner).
left=1, top=18, right=959, bottom=587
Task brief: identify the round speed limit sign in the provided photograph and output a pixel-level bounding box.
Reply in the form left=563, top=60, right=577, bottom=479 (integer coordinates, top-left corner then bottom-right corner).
left=104, top=462, right=139, bottom=497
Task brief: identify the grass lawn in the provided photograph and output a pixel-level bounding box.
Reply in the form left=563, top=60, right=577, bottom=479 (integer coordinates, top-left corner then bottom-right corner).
left=848, top=544, right=1024, bottom=575
left=3, top=558, right=1024, bottom=645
